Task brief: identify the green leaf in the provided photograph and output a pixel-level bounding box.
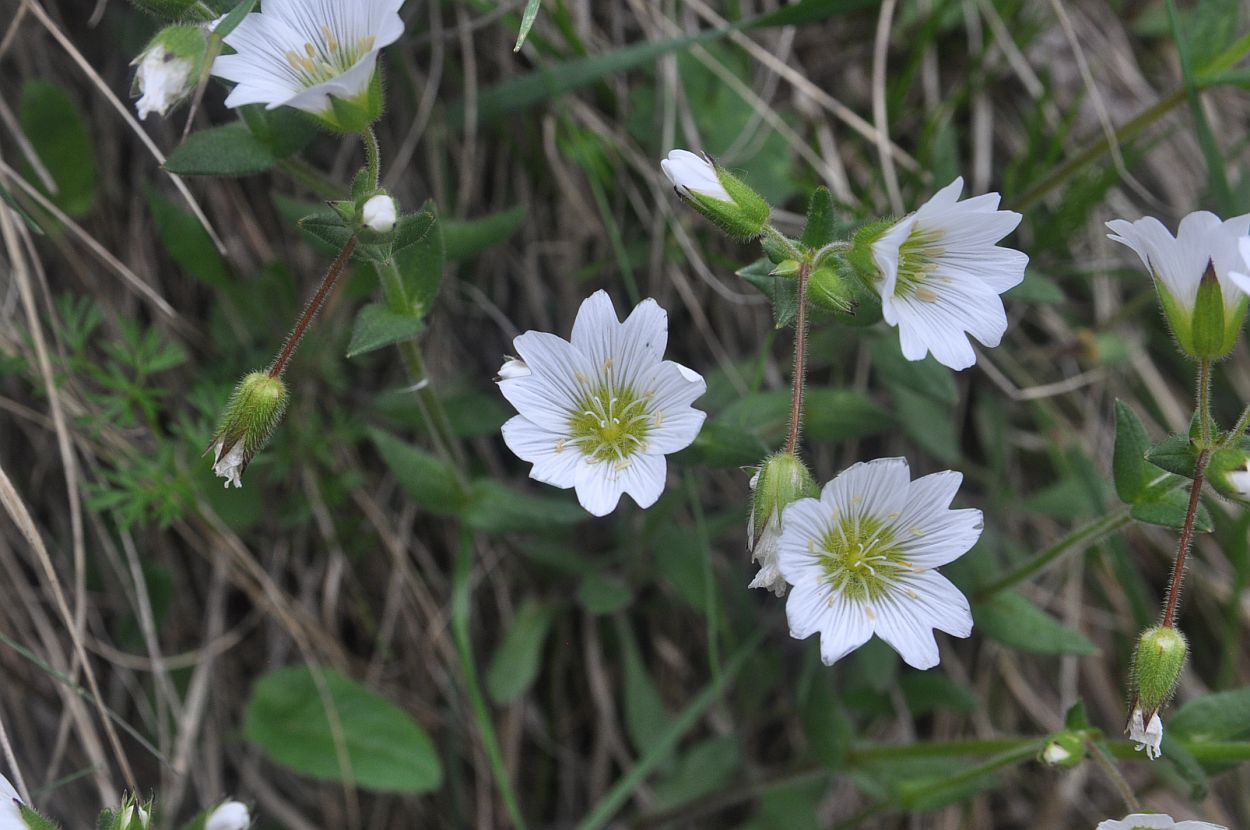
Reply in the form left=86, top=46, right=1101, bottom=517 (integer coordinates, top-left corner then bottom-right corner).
left=513, top=0, right=542, bottom=51
left=20, top=80, right=96, bottom=216
left=238, top=103, right=318, bottom=159
left=392, top=204, right=438, bottom=255
left=369, top=429, right=465, bottom=515
left=800, top=187, right=836, bottom=249
left=486, top=598, right=556, bottom=704
left=804, top=389, right=893, bottom=443
left=165, top=122, right=277, bottom=176
left=737, top=258, right=798, bottom=328
left=1147, top=433, right=1200, bottom=478
left=243, top=665, right=442, bottom=793
left=577, top=572, right=633, bottom=615
left=461, top=479, right=586, bottom=534
left=1113, top=400, right=1153, bottom=503
left=146, top=188, right=231, bottom=289
left=443, top=207, right=526, bottom=261
left=346, top=304, right=425, bottom=358
left=393, top=208, right=445, bottom=315
left=901, top=672, right=979, bottom=715
left=871, top=334, right=958, bottom=404
left=619, top=623, right=672, bottom=753
left=801, top=675, right=851, bottom=771
left=652, top=736, right=741, bottom=810
left=1171, top=687, right=1250, bottom=742
left=674, top=420, right=769, bottom=468
left=892, top=385, right=960, bottom=464
left=749, top=0, right=880, bottom=28
left=973, top=592, right=1099, bottom=656
left=1130, top=488, right=1213, bottom=532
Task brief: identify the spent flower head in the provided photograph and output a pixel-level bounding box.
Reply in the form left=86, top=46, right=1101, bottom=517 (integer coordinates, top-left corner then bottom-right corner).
left=211, top=0, right=405, bottom=131
left=1096, top=814, right=1227, bottom=830
left=851, top=177, right=1027, bottom=370
left=498, top=290, right=706, bottom=516
left=132, top=24, right=209, bottom=120
left=748, top=453, right=818, bottom=596
left=777, top=457, right=982, bottom=669
left=209, top=371, right=289, bottom=489
left=1106, top=211, right=1250, bottom=360
left=1127, top=705, right=1164, bottom=761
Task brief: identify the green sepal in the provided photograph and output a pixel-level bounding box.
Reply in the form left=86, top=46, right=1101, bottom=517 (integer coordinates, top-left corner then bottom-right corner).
left=807, top=266, right=854, bottom=313
left=771, top=259, right=801, bottom=277
left=1038, top=730, right=1085, bottom=768
left=846, top=220, right=893, bottom=289
left=328, top=200, right=357, bottom=224
left=800, top=186, right=835, bottom=249
left=751, top=452, right=818, bottom=548
left=1156, top=282, right=1196, bottom=357
left=1132, top=626, right=1187, bottom=712
left=761, top=232, right=798, bottom=265
left=714, top=167, right=770, bottom=240
left=1190, top=267, right=1228, bottom=358
left=312, top=74, right=384, bottom=134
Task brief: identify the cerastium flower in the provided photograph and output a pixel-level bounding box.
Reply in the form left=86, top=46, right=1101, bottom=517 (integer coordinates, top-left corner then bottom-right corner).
left=211, top=0, right=405, bottom=130
left=850, top=177, right=1027, bottom=370
left=1097, top=814, right=1227, bottom=830
left=132, top=24, right=209, bottom=120
left=497, top=290, right=706, bottom=516
left=1126, top=625, right=1187, bottom=760
left=209, top=372, right=289, bottom=488
left=777, top=458, right=982, bottom=669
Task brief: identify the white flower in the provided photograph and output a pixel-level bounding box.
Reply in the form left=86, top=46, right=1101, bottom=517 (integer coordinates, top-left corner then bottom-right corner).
left=498, top=291, right=706, bottom=516
left=776, top=458, right=982, bottom=669
left=1228, top=462, right=1250, bottom=500
left=660, top=150, right=732, bottom=202
left=496, top=356, right=530, bottom=380
left=1228, top=236, right=1250, bottom=295
left=1041, top=742, right=1072, bottom=766
left=0, top=774, right=23, bottom=830
left=133, top=44, right=195, bottom=120
left=747, top=470, right=787, bottom=596
left=1127, top=705, right=1163, bottom=761
left=870, top=177, right=1027, bottom=371
left=205, top=801, right=251, bottom=830
left=211, top=0, right=405, bottom=115
left=1096, top=814, right=1227, bottom=830
left=212, top=440, right=245, bottom=489
left=361, top=194, right=397, bottom=232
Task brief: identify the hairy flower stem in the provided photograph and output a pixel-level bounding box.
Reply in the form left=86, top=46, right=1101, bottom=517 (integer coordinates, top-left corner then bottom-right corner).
left=1086, top=735, right=1141, bottom=814
left=1197, top=358, right=1213, bottom=447
left=362, top=128, right=381, bottom=189
left=785, top=264, right=811, bottom=455
left=268, top=238, right=358, bottom=378
left=1160, top=448, right=1210, bottom=629
left=1230, top=402, right=1250, bottom=443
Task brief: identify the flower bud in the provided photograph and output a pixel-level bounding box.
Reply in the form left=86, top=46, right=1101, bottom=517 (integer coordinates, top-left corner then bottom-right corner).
left=1132, top=626, right=1188, bottom=714
left=1206, top=448, right=1250, bottom=504
left=496, top=356, right=530, bottom=381
left=205, top=800, right=251, bottom=830
left=109, top=797, right=151, bottom=830
left=748, top=452, right=818, bottom=596
left=131, top=25, right=209, bottom=121
left=807, top=266, right=854, bottom=313
left=208, top=372, right=289, bottom=489
left=661, top=150, right=770, bottom=241
left=361, top=194, right=397, bottom=233
left=1038, top=731, right=1084, bottom=768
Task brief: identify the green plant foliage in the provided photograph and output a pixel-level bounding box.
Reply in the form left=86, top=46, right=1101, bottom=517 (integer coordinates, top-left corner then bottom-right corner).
left=973, top=592, right=1099, bottom=656
left=20, top=80, right=96, bottom=216
left=486, top=598, right=557, bottom=704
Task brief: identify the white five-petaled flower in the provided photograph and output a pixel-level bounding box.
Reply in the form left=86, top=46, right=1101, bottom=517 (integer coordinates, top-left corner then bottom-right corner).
left=660, top=150, right=731, bottom=202
left=205, top=800, right=252, bottom=830
left=777, top=458, right=981, bottom=669
left=211, top=440, right=245, bottom=489
left=1127, top=705, right=1164, bottom=761
left=361, top=194, right=397, bottom=233
left=498, top=291, right=706, bottom=517
left=1096, top=813, right=1227, bottom=830
left=0, top=774, right=23, bottom=830
left=747, top=470, right=787, bottom=597
left=211, top=0, right=404, bottom=115
left=870, top=177, right=1027, bottom=371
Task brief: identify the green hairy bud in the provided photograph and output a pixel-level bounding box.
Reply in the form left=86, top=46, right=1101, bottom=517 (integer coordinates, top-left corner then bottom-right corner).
left=807, top=266, right=854, bottom=313
left=661, top=150, right=770, bottom=241
left=751, top=452, right=818, bottom=548
left=208, top=372, right=290, bottom=489
left=1206, top=448, right=1250, bottom=504
left=1132, top=626, right=1188, bottom=713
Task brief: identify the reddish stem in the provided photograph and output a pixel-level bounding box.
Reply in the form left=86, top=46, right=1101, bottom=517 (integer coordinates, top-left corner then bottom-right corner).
left=269, top=238, right=357, bottom=378
left=1160, top=448, right=1210, bottom=629
left=785, top=265, right=811, bottom=456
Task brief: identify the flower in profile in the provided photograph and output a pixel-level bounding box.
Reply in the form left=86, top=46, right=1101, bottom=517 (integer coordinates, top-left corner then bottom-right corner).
left=205, top=800, right=252, bottom=830
left=498, top=291, right=706, bottom=516
left=211, top=0, right=404, bottom=129
left=776, top=458, right=982, bottom=669
left=857, top=177, right=1027, bottom=370
left=660, top=149, right=770, bottom=240
left=208, top=372, right=289, bottom=489
left=132, top=24, right=209, bottom=120
left=1107, top=211, right=1250, bottom=359
left=1096, top=814, right=1227, bottom=830
left=661, top=150, right=731, bottom=202
left=748, top=453, right=818, bottom=597
left=1127, top=705, right=1163, bottom=761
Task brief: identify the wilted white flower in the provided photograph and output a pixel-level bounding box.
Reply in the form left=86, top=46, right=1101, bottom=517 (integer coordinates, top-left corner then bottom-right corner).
left=1096, top=813, right=1227, bottom=830
left=1107, top=211, right=1250, bottom=359
left=1127, top=705, right=1163, bottom=761
left=777, top=458, right=982, bottom=669
left=205, top=800, right=251, bottom=830
left=868, top=177, right=1027, bottom=370
left=1228, top=462, right=1250, bottom=501
left=133, top=43, right=195, bottom=120
left=748, top=470, right=786, bottom=596
left=211, top=0, right=404, bottom=118
left=361, top=194, right=397, bottom=232
left=211, top=440, right=245, bottom=489
left=660, top=150, right=731, bottom=202
left=496, top=356, right=529, bottom=380
left=748, top=453, right=818, bottom=597
left=498, top=291, right=706, bottom=516
left=0, top=774, right=23, bottom=830
left=1041, top=742, right=1072, bottom=766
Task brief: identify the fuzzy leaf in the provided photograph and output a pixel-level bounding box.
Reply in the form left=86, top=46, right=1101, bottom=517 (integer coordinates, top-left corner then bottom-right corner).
left=973, top=592, right=1098, bottom=655
left=1130, top=488, right=1213, bottom=532
left=20, top=80, right=96, bottom=216
left=738, top=258, right=798, bottom=328
left=800, top=187, right=836, bottom=249
left=369, top=429, right=465, bottom=515
left=165, top=123, right=277, bottom=176
left=487, top=598, right=556, bottom=704
left=1113, top=400, right=1153, bottom=503
left=346, top=304, right=425, bottom=358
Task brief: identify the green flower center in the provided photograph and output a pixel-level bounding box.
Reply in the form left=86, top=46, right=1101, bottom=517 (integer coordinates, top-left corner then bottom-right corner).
left=892, top=226, right=945, bottom=302
left=567, top=382, right=653, bottom=464
left=817, top=513, right=913, bottom=602
left=285, top=27, right=376, bottom=87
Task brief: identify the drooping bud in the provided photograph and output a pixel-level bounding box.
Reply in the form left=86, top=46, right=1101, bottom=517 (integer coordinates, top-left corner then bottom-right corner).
left=661, top=150, right=770, bottom=241
left=807, top=266, right=854, bottom=313
left=1038, top=731, right=1084, bottom=768
left=131, top=25, right=210, bottom=121
left=204, top=800, right=251, bottom=830
left=748, top=452, right=818, bottom=596
left=208, top=372, right=289, bottom=489
left=1132, top=626, right=1188, bottom=714
left=1206, top=448, right=1250, bottom=504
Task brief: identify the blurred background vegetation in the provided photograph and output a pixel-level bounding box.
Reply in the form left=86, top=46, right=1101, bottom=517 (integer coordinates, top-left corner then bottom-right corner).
left=2, top=0, right=1250, bottom=827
